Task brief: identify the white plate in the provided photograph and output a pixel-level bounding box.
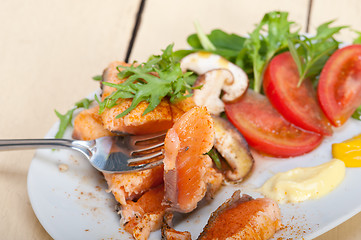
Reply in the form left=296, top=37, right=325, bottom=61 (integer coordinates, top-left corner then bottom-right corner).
left=28, top=118, right=361, bottom=240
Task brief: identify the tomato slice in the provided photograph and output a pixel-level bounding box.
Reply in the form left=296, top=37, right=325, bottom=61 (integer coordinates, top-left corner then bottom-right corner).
left=224, top=90, right=323, bottom=157
left=318, top=44, right=361, bottom=127
left=263, top=52, right=332, bottom=136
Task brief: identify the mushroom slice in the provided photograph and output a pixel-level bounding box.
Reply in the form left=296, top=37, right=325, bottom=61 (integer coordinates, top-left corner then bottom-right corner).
left=193, top=69, right=234, bottom=115
left=213, top=116, right=254, bottom=181
left=180, top=52, right=248, bottom=101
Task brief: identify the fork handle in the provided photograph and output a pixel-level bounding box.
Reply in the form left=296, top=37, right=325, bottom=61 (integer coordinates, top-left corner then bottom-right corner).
left=0, top=138, right=76, bottom=151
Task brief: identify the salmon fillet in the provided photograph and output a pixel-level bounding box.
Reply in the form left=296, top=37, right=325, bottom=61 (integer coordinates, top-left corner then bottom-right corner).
left=198, top=190, right=281, bottom=240
left=122, top=185, right=166, bottom=240
left=100, top=61, right=175, bottom=134
left=161, top=212, right=192, bottom=240
left=169, top=96, right=196, bottom=122
left=101, top=61, right=132, bottom=98
left=72, top=106, right=115, bottom=140
left=101, top=98, right=174, bottom=135
left=103, top=166, right=164, bottom=205
left=72, top=105, right=164, bottom=207
left=163, top=106, right=223, bottom=213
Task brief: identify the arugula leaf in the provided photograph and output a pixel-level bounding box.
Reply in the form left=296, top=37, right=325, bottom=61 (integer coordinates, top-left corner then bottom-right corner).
left=184, top=12, right=298, bottom=93
left=92, top=75, right=102, bottom=81
left=288, top=21, right=347, bottom=86
left=54, top=98, right=93, bottom=138
left=54, top=109, right=75, bottom=139
left=173, top=49, right=198, bottom=63
left=207, top=148, right=223, bottom=169
left=352, top=105, right=361, bottom=121
left=194, top=21, right=216, bottom=51
left=353, top=30, right=361, bottom=44
left=185, top=29, right=247, bottom=62
left=244, top=11, right=298, bottom=92
left=97, top=44, right=195, bottom=118
left=75, top=98, right=93, bottom=109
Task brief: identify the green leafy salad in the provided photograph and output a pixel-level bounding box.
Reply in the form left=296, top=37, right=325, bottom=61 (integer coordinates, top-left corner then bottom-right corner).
left=54, top=11, right=361, bottom=138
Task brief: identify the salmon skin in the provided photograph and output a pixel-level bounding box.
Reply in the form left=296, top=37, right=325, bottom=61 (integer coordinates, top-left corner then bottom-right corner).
left=163, top=106, right=223, bottom=213
left=198, top=190, right=281, bottom=240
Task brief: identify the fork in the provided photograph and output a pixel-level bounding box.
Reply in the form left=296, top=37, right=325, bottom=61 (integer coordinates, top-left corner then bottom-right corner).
left=0, top=131, right=166, bottom=173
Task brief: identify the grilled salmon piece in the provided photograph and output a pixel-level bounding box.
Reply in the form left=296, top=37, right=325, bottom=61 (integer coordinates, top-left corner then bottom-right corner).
left=163, top=106, right=223, bottom=213
left=161, top=212, right=192, bottom=240
left=103, top=166, right=164, bottom=205
left=198, top=190, right=281, bottom=240
left=169, top=96, right=196, bottom=122
left=72, top=106, right=115, bottom=140
left=122, top=185, right=166, bottom=240
left=72, top=104, right=164, bottom=207
left=101, top=61, right=132, bottom=98
left=101, top=98, right=173, bottom=135
left=101, top=61, right=174, bottom=134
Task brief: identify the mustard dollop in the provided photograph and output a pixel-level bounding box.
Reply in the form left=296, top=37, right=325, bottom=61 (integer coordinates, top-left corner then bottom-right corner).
left=332, top=133, right=361, bottom=167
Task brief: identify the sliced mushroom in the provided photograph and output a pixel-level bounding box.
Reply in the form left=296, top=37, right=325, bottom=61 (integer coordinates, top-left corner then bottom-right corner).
left=193, top=69, right=234, bottom=115
left=180, top=52, right=248, bottom=102
left=212, top=116, right=254, bottom=182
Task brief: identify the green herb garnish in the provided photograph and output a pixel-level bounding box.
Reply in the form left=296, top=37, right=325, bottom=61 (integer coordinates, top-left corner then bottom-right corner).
left=97, top=44, right=196, bottom=118
left=194, top=21, right=216, bottom=51
left=54, top=98, right=93, bottom=138
left=181, top=11, right=351, bottom=93
left=353, top=30, right=361, bottom=44
left=244, top=11, right=298, bottom=92
left=288, top=21, right=346, bottom=86
left=352, top=105, right=361, bottom=121
left=182, top=11, right=298, bottom=93
left=177, top=29, right=247, bottom=63
left=92, top=75, right=102, bottom=81
left=207, top=148, right=223, bottom=169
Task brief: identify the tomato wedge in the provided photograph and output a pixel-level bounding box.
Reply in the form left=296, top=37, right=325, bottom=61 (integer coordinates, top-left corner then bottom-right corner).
left=263, top=52, right=332, bottom=136
left=224, top=90, right=323, bottom=157
left=318, top=44, right=361, bottom=127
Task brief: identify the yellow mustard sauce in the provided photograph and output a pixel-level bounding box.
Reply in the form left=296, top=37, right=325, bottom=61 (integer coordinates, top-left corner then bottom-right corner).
left=218, top=57, right=229, bottom=68
left=332, top=133, right=361, bottom=167
left=197, top=51, right=212, bottom=58
left=259, top=159, right=345, bottom=204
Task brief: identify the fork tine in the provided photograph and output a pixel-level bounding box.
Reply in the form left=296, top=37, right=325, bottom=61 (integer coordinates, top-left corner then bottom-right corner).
left=127, top=150, right=163, bottom=164
left=130, top=141, right=164, bottom=153
left=129, top=130, right=167, bottom=144
left=125, top=159, right=164, bottom=172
